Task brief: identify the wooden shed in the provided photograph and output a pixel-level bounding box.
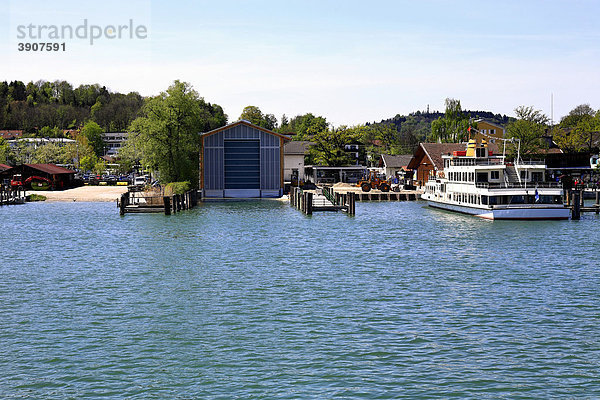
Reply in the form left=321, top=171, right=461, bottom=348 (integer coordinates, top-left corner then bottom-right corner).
left=199, top=120, right=290, bottom=198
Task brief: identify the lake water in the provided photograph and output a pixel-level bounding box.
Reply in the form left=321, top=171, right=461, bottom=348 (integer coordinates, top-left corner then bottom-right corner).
left=1, top=200, right=599, bottom=398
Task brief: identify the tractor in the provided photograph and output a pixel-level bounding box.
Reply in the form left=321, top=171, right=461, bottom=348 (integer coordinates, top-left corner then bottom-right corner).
left=357, top=170, right=390, bottom=192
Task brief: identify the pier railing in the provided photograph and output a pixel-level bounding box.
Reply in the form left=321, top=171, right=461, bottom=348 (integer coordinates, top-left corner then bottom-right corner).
left=119, top=188, right=198, bottom=215
left=0, top=186, right=26, bottom=205
left=475, top=182, right=562, bottom=189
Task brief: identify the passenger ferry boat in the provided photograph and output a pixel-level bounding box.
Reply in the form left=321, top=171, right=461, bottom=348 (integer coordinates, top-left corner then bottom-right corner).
left=422, top=139, right=570, bottom=220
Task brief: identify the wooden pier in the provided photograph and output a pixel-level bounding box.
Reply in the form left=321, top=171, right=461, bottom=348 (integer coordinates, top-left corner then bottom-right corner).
left=290, top=187, right=355, bottom=215
left=569, top=189, right=600, bottom=220
left=0, top=186, right=26, bottom=205
left=118, top=189, right=199, bottom=215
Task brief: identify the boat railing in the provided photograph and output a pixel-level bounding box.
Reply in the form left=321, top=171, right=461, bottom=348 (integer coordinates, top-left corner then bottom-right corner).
left=514, top=160, right=545, bottom=166
left=475, top=182, right=562, bottom=189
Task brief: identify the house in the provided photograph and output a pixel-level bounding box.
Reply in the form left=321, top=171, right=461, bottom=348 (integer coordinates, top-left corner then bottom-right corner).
left=377, top=154, right=413, bottom=179
left=0, top=130, right=23, bottom=140
left=473, top=119, right=505, bottom=144
left=283, top=140, right=312, bottom=183
left=344, top=141, right=366, bottom=165
left=101, top=132, right=128, bottom=156
left=199, top=120, right=290, bottom=198
left=0, top=163, right=76, bottom=189
left=408, top=142, right=499, bottom=185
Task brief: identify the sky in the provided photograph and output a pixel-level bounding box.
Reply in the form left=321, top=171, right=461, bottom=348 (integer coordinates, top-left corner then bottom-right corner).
left=2, top=0, right=599, bottom=126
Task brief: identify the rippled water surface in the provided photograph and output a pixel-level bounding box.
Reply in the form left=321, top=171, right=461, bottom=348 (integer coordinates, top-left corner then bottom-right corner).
left=1, top=200, right=599, bottom=398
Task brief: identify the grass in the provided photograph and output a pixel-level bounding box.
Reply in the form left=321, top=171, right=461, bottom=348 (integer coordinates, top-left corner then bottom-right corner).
left=27, top=194, right=47, bottom=202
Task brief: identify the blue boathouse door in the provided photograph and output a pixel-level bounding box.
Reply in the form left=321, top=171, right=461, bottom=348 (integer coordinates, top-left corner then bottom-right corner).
left=224, top=140, right=260, bottom=197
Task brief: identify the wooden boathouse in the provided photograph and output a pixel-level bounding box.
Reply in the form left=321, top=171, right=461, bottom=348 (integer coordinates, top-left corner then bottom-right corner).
left=199, top=120, right=290, bottom=198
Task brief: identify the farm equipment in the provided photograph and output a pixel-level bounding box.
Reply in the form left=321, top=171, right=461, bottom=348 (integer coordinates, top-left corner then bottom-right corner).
left=26, top=176, right=53, bottom=190
left=357, top=170, right=390, bottom=192
left=11, top=174, right=53, bottom=190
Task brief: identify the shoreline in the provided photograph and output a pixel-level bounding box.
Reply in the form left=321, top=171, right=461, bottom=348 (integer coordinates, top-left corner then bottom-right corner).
left=27, top=185, right=128, bottom=202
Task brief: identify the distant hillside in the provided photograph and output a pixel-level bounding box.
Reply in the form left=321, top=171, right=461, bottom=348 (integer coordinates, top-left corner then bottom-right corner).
left=368, top=109, right=514, bottom=144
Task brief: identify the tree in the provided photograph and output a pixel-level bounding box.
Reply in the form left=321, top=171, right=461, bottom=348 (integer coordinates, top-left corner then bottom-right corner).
left=0, top=137, right=11, bottom=163
left=80, top=121, right=105, bottom=157
left=429, top=98, right=471, bottom=142
left=308, top=126, right=360, bottom=166
left=239, top=105, right=277, bottom=130
left=559, top=104, right=595, bottom=128
left=32, top=142, right=69, bottom=164
left=554, top=104, right=598, bottom=153
left=506, top=106, right=549, bottom=157
left=280, top=113, right=329, bottom=139
left=129, top=80, right=227, bottom=184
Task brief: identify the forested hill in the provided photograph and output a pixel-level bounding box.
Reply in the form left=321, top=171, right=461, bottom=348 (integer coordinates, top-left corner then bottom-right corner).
left=368, top=109, right=513, bottom=143
left=0, top=80, right=144, bottom=134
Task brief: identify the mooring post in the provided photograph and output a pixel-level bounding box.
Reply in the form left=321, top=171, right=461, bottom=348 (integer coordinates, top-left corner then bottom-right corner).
left=119, top=193, right=127, bottom=216
left=172, top=195, right=177, bottom=213
left=595, top=190, right=599, bottom=214
left=348, top=191, right=356, bottom=215
left=306, top=192, right=313, bottom=215
left=580, top=188, right=585, bottom=207
left=164, top=196, right=171, bottom=215
left=572, top=190, right=580, bottom=220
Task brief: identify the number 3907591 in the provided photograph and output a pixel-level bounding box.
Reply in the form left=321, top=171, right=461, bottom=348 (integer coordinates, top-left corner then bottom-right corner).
left=18, top=42, right=66, bottom=51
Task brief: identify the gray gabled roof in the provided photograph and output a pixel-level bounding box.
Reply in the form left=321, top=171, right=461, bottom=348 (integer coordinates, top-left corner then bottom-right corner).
left=284, top=141, right=312, bottom=155
left=380, top=154, right=413, bottom=168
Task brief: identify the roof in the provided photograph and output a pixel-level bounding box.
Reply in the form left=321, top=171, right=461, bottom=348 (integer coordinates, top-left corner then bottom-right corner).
left=474, top=119, right=505, bottom=131
left=380, top=154, right=413, bottom=169
left=200, top=120, right=291, bottom=141
left=407, top=142, right=500, bottom=170
left=0, top=130, right=23, bottom=139
left=25, top=164, right=76, bottom=175
left=0, top=163, right=11, bottom=171
left=283, top=141, right=312, bottom=155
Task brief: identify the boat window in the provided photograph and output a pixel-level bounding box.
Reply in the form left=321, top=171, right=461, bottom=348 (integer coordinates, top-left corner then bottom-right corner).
left=520, top=170, right=528, bottom=180
left=510, top=195, right=525, bottom=204
left=476, top=172, right=488, bottom=183
left=531, top=172, right=543, bottom=182
left=490, top=171, right=499, bottom=180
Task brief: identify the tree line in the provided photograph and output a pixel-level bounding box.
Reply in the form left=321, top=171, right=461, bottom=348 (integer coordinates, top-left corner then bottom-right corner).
left=2, top=79, right=599, bottom=183
left=0, top=80, right=144, bottom=133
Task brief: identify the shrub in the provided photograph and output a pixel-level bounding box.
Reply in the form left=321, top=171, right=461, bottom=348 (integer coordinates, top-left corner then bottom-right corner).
left=164, top=181, right=191, bottom=196
left=27, top=194, right=47, bottom=202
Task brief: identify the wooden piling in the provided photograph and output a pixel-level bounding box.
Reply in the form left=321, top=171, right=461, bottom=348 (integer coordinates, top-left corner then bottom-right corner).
left=306, top=192, right=313, bottom=215
left=164, top=196, right=171, bottom=215
left=348, top=192, right=356, bottom=216
left=119, top=193, right=127, bottom=216
left=572, top=190, right=580, bottom=220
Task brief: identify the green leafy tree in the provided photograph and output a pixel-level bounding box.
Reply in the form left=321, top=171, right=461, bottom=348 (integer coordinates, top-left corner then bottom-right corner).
left=80, top=121, right=105, bottom=157
left=0, top=137, right=11, bottom=163
left=279, top=113, right=328, bottom=139
left=129, top=80, right=226, bottom=184
left=429, top=98, right=471, bottom=142
left=554, top=104, right=598, bottom=152
left=32, top=143, right=69, bottom=164
left=239, top=106, right=277, bottom=130
left=308, top=126, right=360, bottom=166
left=79, top=154, right=98, bottom=172
left=506, top=106, right=549, bottom=157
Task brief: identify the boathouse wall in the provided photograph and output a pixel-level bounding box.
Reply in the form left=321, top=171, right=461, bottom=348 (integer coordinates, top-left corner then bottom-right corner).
left=200, top=121, right=289, bottom=198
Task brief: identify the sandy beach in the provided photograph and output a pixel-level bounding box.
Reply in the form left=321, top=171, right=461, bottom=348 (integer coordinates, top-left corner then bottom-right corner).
left=27, top=186, right=129, bottom=202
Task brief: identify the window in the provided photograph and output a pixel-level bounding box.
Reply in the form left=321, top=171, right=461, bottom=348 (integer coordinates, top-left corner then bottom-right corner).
left=490, top=129, right=495, bottom=135
left=520, top=170, right=528, bottom=180
left=531, top=172, right=543, bottom=182
left=490, top=171, right=499, bottom=180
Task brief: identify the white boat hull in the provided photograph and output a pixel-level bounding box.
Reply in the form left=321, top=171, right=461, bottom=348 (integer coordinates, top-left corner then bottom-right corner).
left=426, top=199, right=570, bottom=220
